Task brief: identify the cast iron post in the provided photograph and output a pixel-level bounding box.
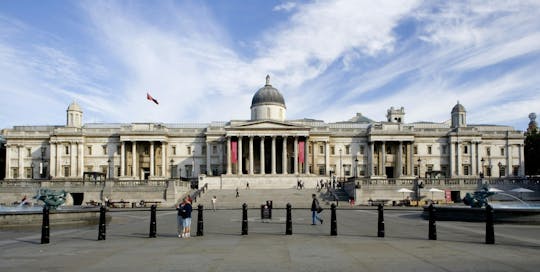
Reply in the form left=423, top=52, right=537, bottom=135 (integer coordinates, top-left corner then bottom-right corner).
left=149, top=205, right=157, bottom=238
left=241, top=203, right=248, bottom=235
left=41, top=206, right=50, bottom=244
left=485, top=204, right=495, bottom=244
left=197, top=204, right=204, bottom=236
left=377, top=204, right=385, bottom=238
left=428, top=203, right=437, bottom=240
left=331, top=203, right=337, bottom=236
left=98, top=205, right=106, bottom=240
left=286, top=203, right=292, bottom=235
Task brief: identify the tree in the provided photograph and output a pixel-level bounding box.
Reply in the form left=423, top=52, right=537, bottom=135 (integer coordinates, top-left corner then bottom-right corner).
left=525, top=132, right=540, bottom=176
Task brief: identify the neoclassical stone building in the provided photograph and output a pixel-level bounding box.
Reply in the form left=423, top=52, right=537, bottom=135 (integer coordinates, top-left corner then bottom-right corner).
left=1, top=76, right=525, bottom=187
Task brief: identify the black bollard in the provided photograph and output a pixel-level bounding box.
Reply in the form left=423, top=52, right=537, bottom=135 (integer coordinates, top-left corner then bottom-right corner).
left=149, top=205, right=157, bottom=238
left=197, top=204, right=204, bottom=236
left=377, top=204, right=385, bottom=238
left=428, top=203, right=437, bottom=240
left=242, top=203, right=248, bottom=235
left=286, top=203, right=292, bottom=235
left=98, top=205, right=106, bottom=240
left=331, top=203, right=337, bottom=236
left=41, top=206, right=50, bottom=244
left=485, top=204, right=495, bottom=244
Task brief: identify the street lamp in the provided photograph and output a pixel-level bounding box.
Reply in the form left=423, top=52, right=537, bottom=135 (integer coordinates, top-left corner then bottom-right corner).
left=355, top=156, right=359, bottom=179
left=170, top=159, right=174, bottom=179
left=498, top=162, right=502, bottom=177
left=107, top=159, right=112, bottom=179
left=30, top=162, right=34, bottom=179
left=480, top=158, right=485, bottom=178
left=417, top=158, right=422, bottom=177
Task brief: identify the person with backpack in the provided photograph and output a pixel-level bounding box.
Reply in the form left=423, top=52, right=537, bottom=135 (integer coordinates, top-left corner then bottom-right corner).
left=178, top=197, right=193, bottom=238
left=311, top=194, right=323, bottom=225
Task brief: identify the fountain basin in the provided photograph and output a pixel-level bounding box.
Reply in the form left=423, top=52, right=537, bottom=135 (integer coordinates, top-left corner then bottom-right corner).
left=422, top=205, right=540, bottom=224
left=0, top=206, right=111, bottom=228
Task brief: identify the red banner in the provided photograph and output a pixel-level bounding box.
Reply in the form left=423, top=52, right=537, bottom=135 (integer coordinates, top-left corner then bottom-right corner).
left=231, top=141, right=238, bottom=163
left=298, top=141, right=305, bottom=163
left=445, top=189, right=452, bottom=202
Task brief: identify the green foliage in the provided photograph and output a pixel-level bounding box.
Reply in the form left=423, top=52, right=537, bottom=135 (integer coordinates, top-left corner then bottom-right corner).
left=525, top=132, right=540, bottom=175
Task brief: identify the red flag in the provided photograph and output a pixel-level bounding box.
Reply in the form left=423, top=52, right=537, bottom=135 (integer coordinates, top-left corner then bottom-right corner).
left=298, top=141, right=305, bottom=163
left=146, top=92, right=159, bottom=105
left=231, top=141, right=238, bottom=163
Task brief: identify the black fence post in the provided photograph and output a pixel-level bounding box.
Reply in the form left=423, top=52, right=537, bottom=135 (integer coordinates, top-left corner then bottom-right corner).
left=286, top=203, right=292, bottom=235
left=197, top=204, right=204, bottom=236
left=330, top=203, right=337, bottom=236
left=428, top=203, right=436, bottom=240
left=241, top=203, right=248, bottom=235
left=377, top=204, right=385, bottom=238
left=149, top=205, right=157, bottom=238
left=98, top=205, right=106, bottom=240
left=485, top=204, right=495, bottom=244
left=41, top=206, right=50, bottom=244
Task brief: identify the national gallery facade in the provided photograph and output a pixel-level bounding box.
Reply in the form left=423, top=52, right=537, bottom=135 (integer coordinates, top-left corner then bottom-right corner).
left=0, top=76, right=526, bottom=184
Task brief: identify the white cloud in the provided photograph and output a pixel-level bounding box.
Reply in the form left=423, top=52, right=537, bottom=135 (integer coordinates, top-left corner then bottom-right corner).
left=273, top=2, right=297, bottom=12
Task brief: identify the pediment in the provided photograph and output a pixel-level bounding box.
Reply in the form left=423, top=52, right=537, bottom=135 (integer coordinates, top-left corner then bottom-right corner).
left=231, top=120, right=307, bottom=130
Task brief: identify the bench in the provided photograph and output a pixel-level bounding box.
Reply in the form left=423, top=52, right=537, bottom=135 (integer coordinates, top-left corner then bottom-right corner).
left=368, top=199, right=390, bottom=206
left=139, top=200, right=161, bottom=208
left=109, top=201, right=130, bottom=208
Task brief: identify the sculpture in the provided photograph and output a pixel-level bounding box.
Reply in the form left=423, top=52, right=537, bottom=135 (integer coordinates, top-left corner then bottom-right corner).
left=462, top=187, right=495, bottom=208
left=34, top=188, right=67, bottom=210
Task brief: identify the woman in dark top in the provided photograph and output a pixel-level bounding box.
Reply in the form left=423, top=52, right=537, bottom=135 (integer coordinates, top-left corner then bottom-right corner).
left=311, top=194, right=323, bottom=225
left=179, top=197, right=193, bottom=238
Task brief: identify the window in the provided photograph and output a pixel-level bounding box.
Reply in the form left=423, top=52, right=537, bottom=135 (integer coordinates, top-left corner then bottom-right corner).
left=117, top=167, right=121, bottom=177
left=87, top=146, right=92, bottom=155
left=486, top=147, right=491, bottom=156
left=359, top=145, right=364, bottom=155
left=463, top=165, right=470, bottom=176
left=345, top=145, right=350, bottom=155
left=102, top=145, right=107, bottom=155
left=440, top=165, right=448, bottom=177
left=200, top=164, right=207, bottom=174
left=187, top=146, right=192, bottom=155
left=85, top=166, right=93, bottom=172
left=442, top=145, right=447, bottom=155
left=212, top=145, right=217, bottom=154
left=143, top=146, right=149, bottom=155
left=414, top=166, right=419, bottom=176
left=513, top=166, right=519, bottom=176
left=374, top=166, right=378, bottom=175
left=344, top=164, right=351, bottom=176
left=427, top=164, right=433, bottom=173
left=386, top=146, right=392, bottom=154
left=487, top=167, right=492, bottom=177
left=64, top=166, right=70, bottom=177
left=12, top=167, right=19, bottom=178
left=101, top=165, right=107, bottom=175
left=500, top=147, right=505, bottom=156
left=172, top=146, right=177, bottom=155
left=318, top=165, right=325, bottom=175
left=427, top=146, right=432, bottom=155
left=413, top=145, right=418, bottom=155
left=319, top=145, right=324, bottom=154
left=463, top=145, right=468, bottom=154
left=27, top=148, right=32, bottom=157
left=117, top=145, right=121, bottom=154
left=65, top=145, right=70, bottom=155
left=202, top=146, right=207, bottom=155
left=331, top=146, right=335, bottom=155
left=25, top=167, right=32, bottom=178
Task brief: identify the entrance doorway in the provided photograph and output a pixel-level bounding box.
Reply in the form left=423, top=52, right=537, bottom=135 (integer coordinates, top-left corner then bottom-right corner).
left=450, top=191, right=461, bottom=202
left=71, top=193, right=84, bottom=205
left=143, top=168, right=150, bottom=180
left=385, top=167, right=394, bottom=178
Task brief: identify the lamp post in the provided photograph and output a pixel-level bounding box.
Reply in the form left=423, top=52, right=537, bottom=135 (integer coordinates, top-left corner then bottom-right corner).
left=31, top=162, right=34, bottom=179
left=355, top=157, right=359, bottom=179
left=498, top=162, right=502, bottom=177
left=107, top=159, right=112, bottom=180
left=170, top=159, right=174, bottom=179
left=417, top=158, right=422, bottom=177
left=480, top=158, right=485, bottom=179
left=416, top=158, right=422, bottom=206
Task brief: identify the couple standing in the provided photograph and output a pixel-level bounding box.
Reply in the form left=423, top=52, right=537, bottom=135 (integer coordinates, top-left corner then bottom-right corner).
left=176, top=197, right=192, bottom=238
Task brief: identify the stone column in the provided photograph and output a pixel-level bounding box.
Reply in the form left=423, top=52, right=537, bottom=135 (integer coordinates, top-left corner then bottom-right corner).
left=56, top=144, right=61, bottom=177
left=18, top=145, right=24, bottom=179
left=506, top=144, right=512, bottom=176
left=206, top=142, right=212, bottom=176
left=519, top=144, right=525, bottom=176
left=470, top=142, right=475, bottom=176
left=475, top=142, right=481, bottom=176
left=294, top=137, right=298, bottom=174
left=304, top=137, right=309, bottom=174
left=368, top=142, right=374, bottom=176
left=397, top=141, right=403, bottom=177
left=249, top=136, right=254, bottom=175
left=260, top=137, right=265, bottom=174
left=132, top=141, right=137, bottom=178
left=70, top=143, right=75, bottom=177
left=271, top=136, right=276, bottom=174
left=150, top=141, right=155, bottom=177
left=456, top=141, right=461, bottom=176
left=227, top=137, right=232, bottom=175
left=78, top=143, right=84, bottom=177
left=449, top=141, right=454, bottom=177
left=161, top=142, right=166, bottom=177
left=50, top=143, right=56, bottom=178
left=120, top=142, right=125, bottom=176
left=325, top=141, right=330, bottom=176
left=238, top=137, right=243, bottom=175
left=381, top=142, right=386, bottom=176
left=282, top=136, right=288, bottom=174
left=5, top=144, right=11, bottom=178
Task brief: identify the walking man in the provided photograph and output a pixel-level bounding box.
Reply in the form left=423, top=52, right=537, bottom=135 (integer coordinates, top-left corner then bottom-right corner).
left=311, top=194, right=323, bottom=225
left=211, top=196, right=217, bottom=211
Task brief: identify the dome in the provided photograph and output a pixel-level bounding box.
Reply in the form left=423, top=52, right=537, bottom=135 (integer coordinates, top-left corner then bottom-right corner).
left=452, top=101, right=466, bottom=113
left=67, top=101, right=82, bottom=112
left=250, top=75, right=286, bottom=109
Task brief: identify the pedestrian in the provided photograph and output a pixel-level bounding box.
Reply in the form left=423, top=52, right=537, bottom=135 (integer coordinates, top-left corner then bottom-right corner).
left=246, top=182, right=250, bottom=189
left=180, top=197, right=192, bottom=238
left=311, top=194, right=323, bottom=225
left=211, top=196, right=217, bottom=211
left=236, top=187, right=239, bottom=198
left=176, top=200, right=185, bottom=238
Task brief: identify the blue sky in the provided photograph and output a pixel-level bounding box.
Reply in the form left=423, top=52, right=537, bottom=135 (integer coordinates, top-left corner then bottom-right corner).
left=1, top=0, right=539, bottom=131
